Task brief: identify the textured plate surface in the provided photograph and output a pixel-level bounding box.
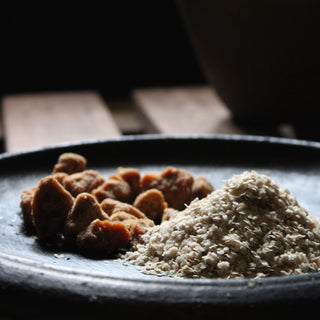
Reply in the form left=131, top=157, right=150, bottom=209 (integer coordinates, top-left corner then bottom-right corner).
left=1, top=134, right=320, bottom=316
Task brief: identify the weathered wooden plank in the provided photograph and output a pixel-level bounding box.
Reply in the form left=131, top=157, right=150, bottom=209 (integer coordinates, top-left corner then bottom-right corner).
left=2, top=91, right=121, bottom=152
left=133, top=86, right=245, bottom=135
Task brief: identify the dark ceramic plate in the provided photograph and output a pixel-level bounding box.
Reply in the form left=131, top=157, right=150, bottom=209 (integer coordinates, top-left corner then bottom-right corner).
left=1, top=135, right=320, bottom=318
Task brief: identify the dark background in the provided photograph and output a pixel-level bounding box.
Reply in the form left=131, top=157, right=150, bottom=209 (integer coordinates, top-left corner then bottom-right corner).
left=1, top=0, right=206, bottom=99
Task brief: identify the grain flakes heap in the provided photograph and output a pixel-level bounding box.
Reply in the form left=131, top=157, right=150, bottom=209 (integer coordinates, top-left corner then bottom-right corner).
left=123, top=171, right=320, bottom=279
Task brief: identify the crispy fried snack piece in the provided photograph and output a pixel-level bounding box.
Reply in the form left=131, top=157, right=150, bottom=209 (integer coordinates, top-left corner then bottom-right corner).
left=192, top=176, right=214, bottom=200
left=100, top=198, right=146, bottom=219
left=32, top=176, right=74, bottom=239
left=52, top=172, right=68, bottom=184
left=20, top=187, right=36, bottom=230
left=53, top=153, right=87, bottom=174
left=63, top=170, right=105, bottom=197
left=64, top=193, right=109, bottom=243
left=110, top=211, right=138, bottom=222
left=91, top=175, right=132, bottom=203
left=77, top=219, right=130, bottom=255
left=116, top=167, right=141, bottom=201
left=122, top=218, right=154, bottom=249
left=133, top=189, right=168, bottom=223
left=140, top=167, right=194, bottom=210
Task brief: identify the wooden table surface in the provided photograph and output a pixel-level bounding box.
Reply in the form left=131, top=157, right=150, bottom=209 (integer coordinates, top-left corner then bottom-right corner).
left=0, top=86, right=302, bottom=154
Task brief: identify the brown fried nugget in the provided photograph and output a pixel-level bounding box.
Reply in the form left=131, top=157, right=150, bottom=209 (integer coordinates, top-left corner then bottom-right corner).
left=53, top=153, right=87, bottom=174
left=20, top=187, right=36, bottom=230
left=133, top=189, right=168, bottom=223
left=52, top=172, right=68, bottom=184
left=116, top=167, right=141, bottom=201
left=192, top=176, right=214, bottom=200
left=92, top=175, right=132, bottom=203
left=77, top=219, right=130, bottom=256
left=122, top=218, right=154, bottom=249
left=64, top=193, right=109, bottom=244
left=141, top=167, right=194, bottom=210
left=63, top=170, right=105, bottom=197
left=100, top=198, right=146, bottom=219
left=110, top=211, right=138, bottom=222
left=32, top=176, right=74, bottom=239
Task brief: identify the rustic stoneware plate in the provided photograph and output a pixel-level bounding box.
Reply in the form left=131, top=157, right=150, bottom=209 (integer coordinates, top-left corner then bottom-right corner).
left=1, top=135, right=320, bottom=319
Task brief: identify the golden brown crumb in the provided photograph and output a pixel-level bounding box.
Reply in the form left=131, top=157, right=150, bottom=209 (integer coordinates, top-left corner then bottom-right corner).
left=52, top=172, right=68, bottom=184
left=100, top=198, right=146, bottom=219
left=32, top=176, right=74, bottom=239
left=141, top=167, right=194, bottom=210
left=77, top=219, right=130, bottom=256
left=64, top=193, right=109, bottom=244
left=122, top=218, right=155, bottom=249
left=91, top=175, right=131, bottom=203
left=20, top=187, right=36, bottom=230
left=191, top=176, right=214, bottom=200
left=134, top=189, right=168, bottom=223
left=110, top=211, right=139, bottom=222
left=116, top=167, right=141, bottom=201
left=53, top=153, right=87, bottom=174
left=63, top=170, right=105, bottom=197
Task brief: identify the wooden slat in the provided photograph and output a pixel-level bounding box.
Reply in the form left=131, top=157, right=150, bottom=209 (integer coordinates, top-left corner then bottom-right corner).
left=133, top=86, right=245, bottom=135
left=2, top=91, right=121, bottom=153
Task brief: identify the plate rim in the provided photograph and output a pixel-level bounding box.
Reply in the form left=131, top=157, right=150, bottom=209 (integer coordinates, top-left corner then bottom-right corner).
left=2, top=133, right=320, bottom=160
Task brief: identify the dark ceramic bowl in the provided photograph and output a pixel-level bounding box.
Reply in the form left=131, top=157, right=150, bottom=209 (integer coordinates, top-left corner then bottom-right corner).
left=178, top=0, right=320, bottom=125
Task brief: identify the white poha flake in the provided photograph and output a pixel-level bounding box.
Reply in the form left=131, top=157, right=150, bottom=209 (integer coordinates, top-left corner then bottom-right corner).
left=122, top=171, right=320, bottom=279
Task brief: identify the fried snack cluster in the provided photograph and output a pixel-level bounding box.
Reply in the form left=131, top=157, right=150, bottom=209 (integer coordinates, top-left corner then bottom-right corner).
left=20, top=153, right=214, bottom=257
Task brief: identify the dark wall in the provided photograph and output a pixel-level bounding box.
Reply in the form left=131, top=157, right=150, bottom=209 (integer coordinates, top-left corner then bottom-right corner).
left=1, top=0, right=205, bottom=98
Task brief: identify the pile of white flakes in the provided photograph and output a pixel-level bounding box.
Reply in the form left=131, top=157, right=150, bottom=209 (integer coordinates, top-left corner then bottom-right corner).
left=122, top=171, right=320, bottom=279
